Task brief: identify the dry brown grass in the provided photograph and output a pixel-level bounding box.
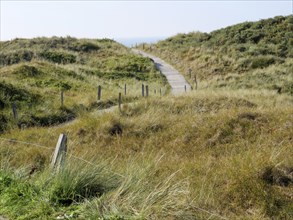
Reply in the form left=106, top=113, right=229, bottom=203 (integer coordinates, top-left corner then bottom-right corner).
left=1, top=89, right=292, bottom=219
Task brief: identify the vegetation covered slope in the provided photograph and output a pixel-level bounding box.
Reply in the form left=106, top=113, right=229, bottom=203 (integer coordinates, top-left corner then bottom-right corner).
left=0, top=17, right=293, bottom=219
left=139, top=15, right=293, bottom=94
left=0, top=37, right=167, bottom=132
left=0, top=91, right=292, bottom=219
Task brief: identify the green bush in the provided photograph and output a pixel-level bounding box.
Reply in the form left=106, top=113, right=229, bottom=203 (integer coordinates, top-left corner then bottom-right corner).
left=31, top=108, right=75, bottom=126
left=0, top=114, right=8, bottom=133
left=35, top=79, right=72, bottom=90
left=0, top=50, right=34, bottom=66
left=71, top=41, right=100, bottom=52
left=12, top=64, right=42, bottom=77
left=39, top=50, right=76, bottom=64
left=0, top=81, right=40, bottom=103
left=251, top=56, right=276, bottom=69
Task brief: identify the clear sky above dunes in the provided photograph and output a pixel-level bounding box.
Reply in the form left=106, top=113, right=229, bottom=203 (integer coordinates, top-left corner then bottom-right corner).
left=0, top=0, right=292, bottom=41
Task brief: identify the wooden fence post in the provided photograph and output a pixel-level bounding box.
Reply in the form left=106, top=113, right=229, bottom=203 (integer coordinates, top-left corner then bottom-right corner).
left=51, top=134, right=67, bottom=171
left=12, top=102, right=18, bottom=121
left=61, top=91, right=64, bottom=107
left=189, top=68, right=192, bottom=79
left=97, top=85, right=101, bottom=101
left=194, top=74, right=198, bottom=90
left=124, top=84, right=127, bottom=96
left=146, top=85, right=149, bottom=97
left=142, top=84, right=145, bottom=97
left=118, top=92, right=122, bottom=112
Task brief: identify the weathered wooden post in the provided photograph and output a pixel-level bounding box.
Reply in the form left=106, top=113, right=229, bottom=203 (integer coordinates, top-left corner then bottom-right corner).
left=97, top=85, right=102, bottom=101
left=118, top=92, right=122, bottom=112
left=51, top=134, right=67, bottom=171
left=194, top=74, right=198, bottom=90
left=124, top=84, right=127, bottom=96
left=142, top=84, right=145, bottom=97
left=61, top=91, right=64, bottom=107
left=146, top=85, right=149, bottom=97
left=188, top=68, right=192, bottom=79
left=12, top=102, right=18, bottom=121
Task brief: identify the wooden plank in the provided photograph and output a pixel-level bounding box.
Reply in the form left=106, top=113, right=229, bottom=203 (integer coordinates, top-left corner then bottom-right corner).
left=12, top=102, right=18, bottom=121
left=51, top=134, right=67, bottom=170
left=61, top=91, right=64, bottom=107
left=97, top=85, right=101, bottom=101
left=189, top=68, right=192, bottom=79
left=194, top=74, right=198, bottom=90
left=146, top=85, right=149, bottom=97
left=142, top=84, right=145, bottom=97
left=118, top=92, right=122, bottom=112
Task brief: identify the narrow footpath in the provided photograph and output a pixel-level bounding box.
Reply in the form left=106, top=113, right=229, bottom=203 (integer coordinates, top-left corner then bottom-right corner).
left=132, top=49, right=191, bottom=95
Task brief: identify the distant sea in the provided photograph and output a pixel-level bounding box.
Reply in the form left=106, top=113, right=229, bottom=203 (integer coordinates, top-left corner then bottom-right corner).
left=115, top=37, right=166, bottom=47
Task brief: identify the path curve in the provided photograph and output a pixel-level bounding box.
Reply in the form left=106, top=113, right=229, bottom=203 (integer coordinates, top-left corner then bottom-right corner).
left=132, top=49, right=191, bottom=95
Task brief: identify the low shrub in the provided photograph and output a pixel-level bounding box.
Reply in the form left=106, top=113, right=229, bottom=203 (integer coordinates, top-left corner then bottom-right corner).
left=0, top=81, right=40, bottom=103
left=0, top=50, right=34, bottom=66
left=39, top=50, right=76, bottom=64
left=12, top=64, right=42, bottom=77
left=31, top=108, right=75, bottom=126
left=0, top=114, right=8, bottom=133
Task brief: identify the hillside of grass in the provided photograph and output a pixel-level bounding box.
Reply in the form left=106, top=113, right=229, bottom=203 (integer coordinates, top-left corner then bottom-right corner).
left=0, top=90, right=292, bottom=219
left=0, top=37, right=167, bottom=133
left=1, top=17, right=293, bottom=219
left=138, top=15, right=293, bottom=94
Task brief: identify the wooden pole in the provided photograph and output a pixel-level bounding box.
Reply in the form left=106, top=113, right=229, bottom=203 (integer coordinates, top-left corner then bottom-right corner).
left=12, top=102, right=18, bottom=121
left=194, top=74, right=198, bottom=90
left=146, top=85, right=149, bottom=97
left=124, top=84, right=127, bottom=96
left=97, top=85, right=101, bottom=101
left=61, top=91, right=64, bottom=107
left=51, top=134, right=67, bottom=171
left=142, top=84, right=145, bottom=97
left=118, top=92, right=122, bottom=112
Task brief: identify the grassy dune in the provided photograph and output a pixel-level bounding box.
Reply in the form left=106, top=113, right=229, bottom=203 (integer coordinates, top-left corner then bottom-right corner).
left=0, top=17, right=293, bottom=219
left=138, top=15, right=293, bottom=95
left=0, top=37, right=167, bottom=133
left=1, top=89, right=292, bottom=219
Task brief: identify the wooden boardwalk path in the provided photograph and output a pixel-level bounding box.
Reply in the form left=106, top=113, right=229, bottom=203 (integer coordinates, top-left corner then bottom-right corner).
left=132, top=49, right=191, bottom=95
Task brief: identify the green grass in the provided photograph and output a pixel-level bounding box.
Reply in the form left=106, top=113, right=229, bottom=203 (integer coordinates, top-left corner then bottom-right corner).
left=1, top=17, right=293, bottom=219
left=138, top=15, right=293, bottom=95
left=0, top=154, right=193, bottom=219
left=0, top=89, right=292, bottom=219
left=0, top=37, right=168, bottom=133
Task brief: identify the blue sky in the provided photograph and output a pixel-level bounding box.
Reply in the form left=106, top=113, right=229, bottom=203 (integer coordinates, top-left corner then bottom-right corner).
left=0, top=0, right=292, bottom=41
